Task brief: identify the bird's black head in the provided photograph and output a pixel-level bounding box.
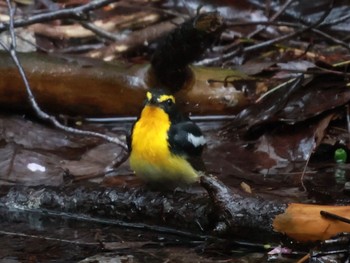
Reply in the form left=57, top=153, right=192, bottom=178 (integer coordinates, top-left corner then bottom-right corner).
left=145, top=89, right=176, bottom=115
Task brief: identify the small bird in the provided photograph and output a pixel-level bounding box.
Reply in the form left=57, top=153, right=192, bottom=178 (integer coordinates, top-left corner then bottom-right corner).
left=128, top=89, right=206, bottom=185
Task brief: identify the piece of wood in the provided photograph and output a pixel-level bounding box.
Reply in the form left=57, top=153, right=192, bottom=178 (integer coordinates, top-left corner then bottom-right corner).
left=0, top=183, right=215, bottom=235
left=2, top=172, right=350, bottom=243
left=200, top=175, right=287, bottom=241
left=0, top=52, right=249, bottom=117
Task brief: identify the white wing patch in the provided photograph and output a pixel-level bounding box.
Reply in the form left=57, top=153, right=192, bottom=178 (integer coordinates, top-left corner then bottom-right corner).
left=187, top=133, right=206, bottom=148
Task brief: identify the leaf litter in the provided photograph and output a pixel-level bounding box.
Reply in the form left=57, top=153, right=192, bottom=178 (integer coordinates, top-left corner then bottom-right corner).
left=1, top=0, right=350, bottom=262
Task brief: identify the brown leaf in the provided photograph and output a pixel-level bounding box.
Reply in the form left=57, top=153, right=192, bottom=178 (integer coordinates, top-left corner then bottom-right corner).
left=0, top=144, right=64, bottom=186
left=62, top=143, right=124, bottom=179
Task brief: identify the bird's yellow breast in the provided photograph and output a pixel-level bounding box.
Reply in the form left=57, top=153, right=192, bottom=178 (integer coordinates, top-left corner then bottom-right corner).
left=129, top=105, right=198, bottom=183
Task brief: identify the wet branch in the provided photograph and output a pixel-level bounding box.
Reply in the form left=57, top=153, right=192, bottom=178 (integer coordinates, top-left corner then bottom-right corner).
left=79, top=21, right=122, bottom=42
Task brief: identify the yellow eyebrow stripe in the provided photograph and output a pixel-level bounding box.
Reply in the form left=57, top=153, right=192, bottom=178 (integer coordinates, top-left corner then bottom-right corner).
left=146, top=91, right=175, bottom=103
left=158, top=94, right=175, bottom=103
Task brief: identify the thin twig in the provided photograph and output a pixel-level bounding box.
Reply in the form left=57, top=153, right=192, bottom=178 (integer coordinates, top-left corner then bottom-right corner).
left=318, top=11, right=350, bottom=27
left=300, top=136, right=316, bottom=192
left=311, top=28, right=350, bottom=50
left=247, top=0, right=294, bottom=39
left=2, top=0, right=128, bottom=151
left=263, top=66, right=350, bottom=77
left=197, top=0, right=336, bottom=66
left=226, top=20, right=303, bottom=28
left=244, top=0, right=334, bottom=53
left=296, top=254, right=310, bottom=263
left=300, top=151, right=311, bottom=192
left=194, top=47, right=240, bottom=66
left=197, top=7, right=334, bottom=66
left=83, top=115, right=237, bottom=123
left=79, top=21, right=123, bottom=42
left=57, top=43, right=105, bottom=53
left=243, top=30, right=300, bottom=53
left=0, top=0, right=116, bottom=33
left=320, top=210, right=350, bottom=224
left=196, top=26, right=302, bottom=66
left=249, top=0, right=345, bottom=28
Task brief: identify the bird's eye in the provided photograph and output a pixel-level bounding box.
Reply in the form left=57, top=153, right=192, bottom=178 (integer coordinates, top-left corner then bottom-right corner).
left=166, top=99, right=173, bottom=106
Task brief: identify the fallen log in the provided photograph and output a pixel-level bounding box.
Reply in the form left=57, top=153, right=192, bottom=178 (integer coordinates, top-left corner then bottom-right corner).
left=2, top=174, right=350, bottom=244
left=0, top=183, right=215, bottom=236
left=0, top=52, right=249, bottom=117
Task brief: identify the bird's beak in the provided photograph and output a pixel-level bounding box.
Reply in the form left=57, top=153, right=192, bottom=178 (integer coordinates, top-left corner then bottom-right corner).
left=148, top=97, right=157, bottom=105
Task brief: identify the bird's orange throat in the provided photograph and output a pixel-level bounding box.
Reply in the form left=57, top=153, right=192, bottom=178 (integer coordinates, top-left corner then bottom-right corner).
left=131, top=105, right=170, bottom=156
left=130, top=105, right=171, bottom=168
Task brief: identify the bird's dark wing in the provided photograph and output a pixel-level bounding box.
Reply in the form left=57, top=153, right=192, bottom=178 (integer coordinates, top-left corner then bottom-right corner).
left=168, top=121, right=206, bottom=171
left=168, top=121, right=205, bottom=156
